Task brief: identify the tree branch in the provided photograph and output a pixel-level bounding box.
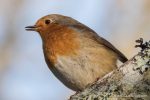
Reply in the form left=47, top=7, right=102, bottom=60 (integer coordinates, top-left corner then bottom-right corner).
left=70, top=39, right=150, bottom=100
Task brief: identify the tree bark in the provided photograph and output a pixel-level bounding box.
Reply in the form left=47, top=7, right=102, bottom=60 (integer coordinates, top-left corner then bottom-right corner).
left=70, top=39, right=150, bottom=100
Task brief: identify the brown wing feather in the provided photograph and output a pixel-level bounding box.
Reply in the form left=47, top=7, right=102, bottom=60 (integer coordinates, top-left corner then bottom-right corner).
left=95, top=36, right=128, bottom=63
left=69, top=23, right=128, bottom=63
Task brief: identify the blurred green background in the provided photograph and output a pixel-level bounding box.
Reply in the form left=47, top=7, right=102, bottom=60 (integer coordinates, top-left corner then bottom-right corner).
left=0, top=0, right=150, bottom=100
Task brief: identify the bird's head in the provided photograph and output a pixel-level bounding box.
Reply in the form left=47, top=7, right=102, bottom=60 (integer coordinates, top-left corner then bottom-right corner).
left=25, top=14, right=78, bottom=37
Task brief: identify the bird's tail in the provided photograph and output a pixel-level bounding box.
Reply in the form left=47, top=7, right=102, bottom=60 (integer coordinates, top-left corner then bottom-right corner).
left=118, top=54, right=128, bottom=63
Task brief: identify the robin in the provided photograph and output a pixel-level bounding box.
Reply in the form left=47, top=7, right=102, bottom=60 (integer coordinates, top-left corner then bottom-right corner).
left=25, top=14, right=128, bottom=91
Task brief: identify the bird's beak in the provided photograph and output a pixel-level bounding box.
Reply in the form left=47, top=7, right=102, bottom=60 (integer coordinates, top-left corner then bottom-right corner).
left=25, top=25, right=37, bottom=31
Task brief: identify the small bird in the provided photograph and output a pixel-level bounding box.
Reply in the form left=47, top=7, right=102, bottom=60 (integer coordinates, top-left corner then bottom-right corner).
left=25, top=14, right=128, bottom=91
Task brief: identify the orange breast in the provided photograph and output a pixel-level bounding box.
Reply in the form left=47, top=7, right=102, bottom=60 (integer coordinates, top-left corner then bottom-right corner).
left=43, top=25, right=80, bottom=65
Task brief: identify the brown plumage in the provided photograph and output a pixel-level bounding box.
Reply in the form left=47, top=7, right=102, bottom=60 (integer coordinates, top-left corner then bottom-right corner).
left=25, top=14, right=128, bottom=91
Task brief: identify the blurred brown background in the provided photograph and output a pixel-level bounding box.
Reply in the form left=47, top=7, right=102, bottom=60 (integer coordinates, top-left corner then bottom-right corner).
left=0, top=0, right=150, bottom=100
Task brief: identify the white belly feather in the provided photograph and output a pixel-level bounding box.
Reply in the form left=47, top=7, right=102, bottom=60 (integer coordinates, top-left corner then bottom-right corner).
left=51, top=47, right=117, bottom=91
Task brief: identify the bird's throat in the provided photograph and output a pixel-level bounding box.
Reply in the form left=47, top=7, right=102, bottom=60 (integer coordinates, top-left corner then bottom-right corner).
left=43, top=26, right=80, bottom=65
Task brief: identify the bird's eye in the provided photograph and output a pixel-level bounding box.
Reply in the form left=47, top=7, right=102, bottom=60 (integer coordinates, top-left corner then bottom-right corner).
left=45, top=19, right=51, bottom=25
